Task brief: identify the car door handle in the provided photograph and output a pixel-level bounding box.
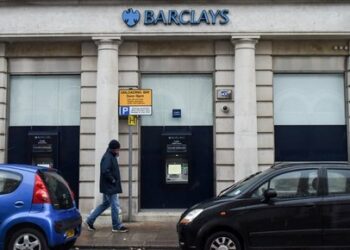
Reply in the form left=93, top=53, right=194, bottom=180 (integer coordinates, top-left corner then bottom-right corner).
left=14, top=201, right=24, bottom=208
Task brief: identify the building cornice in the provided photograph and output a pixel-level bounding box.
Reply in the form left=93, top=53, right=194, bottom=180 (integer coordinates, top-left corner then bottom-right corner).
left=1, top=0, right=350, bottom=6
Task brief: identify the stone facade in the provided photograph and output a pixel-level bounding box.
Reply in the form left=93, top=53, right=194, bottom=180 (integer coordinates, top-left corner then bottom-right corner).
left=0, top=1, right=349, bottom=222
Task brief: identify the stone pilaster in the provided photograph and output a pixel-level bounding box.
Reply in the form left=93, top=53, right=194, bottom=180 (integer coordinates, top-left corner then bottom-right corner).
left=93, top=37, right=122, bottom=206
left=79, top=42, right=98, bottom=214
left=256, top=41, right=274, bottom=171
left=347, top=43, right=350, bottom=162
left=231, top=36, right=259, bottom=181
left=118, top=42, right=139, bottom=219
left=214, top=41, right=235, bottom=194
left=0, top=44, right=7, bottom=163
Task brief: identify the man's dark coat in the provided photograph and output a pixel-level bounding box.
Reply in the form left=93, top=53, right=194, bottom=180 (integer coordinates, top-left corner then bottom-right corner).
left=99, top=149, right=122, bottom=194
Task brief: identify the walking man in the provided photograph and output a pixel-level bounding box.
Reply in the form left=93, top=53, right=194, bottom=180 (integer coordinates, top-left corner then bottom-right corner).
left=85, top=139, right=128, bottom=232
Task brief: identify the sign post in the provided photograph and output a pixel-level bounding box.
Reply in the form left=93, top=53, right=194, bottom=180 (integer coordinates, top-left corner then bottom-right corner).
left=119, top=89, right=152, bottom=222
left=127, top=115, right=137, bottom=222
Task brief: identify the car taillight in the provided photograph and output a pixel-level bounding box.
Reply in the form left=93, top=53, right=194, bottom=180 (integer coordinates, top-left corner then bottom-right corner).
left=32, top=174, right=51, bottom=204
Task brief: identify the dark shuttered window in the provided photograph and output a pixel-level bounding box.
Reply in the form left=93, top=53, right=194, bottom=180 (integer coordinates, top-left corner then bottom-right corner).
left=274, top=74, right=347, bottom=161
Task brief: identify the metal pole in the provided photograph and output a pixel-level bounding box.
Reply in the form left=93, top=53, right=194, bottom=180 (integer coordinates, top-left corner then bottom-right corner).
left=128, top=125, right=133, bottom=222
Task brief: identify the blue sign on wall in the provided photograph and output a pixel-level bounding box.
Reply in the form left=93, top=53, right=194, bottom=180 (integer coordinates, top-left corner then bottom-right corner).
left=172, top=109, right=181, bottom=118
left=122, top=8, right=230, bottom=27
left=119, top=106, right=130, bottom=116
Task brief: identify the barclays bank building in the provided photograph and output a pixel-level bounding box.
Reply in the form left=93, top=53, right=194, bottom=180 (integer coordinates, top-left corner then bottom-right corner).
left=0, top=0, right=350, bottom=222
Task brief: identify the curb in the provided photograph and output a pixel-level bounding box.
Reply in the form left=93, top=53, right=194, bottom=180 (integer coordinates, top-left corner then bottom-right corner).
left=75, top=247, right=180, bottom=250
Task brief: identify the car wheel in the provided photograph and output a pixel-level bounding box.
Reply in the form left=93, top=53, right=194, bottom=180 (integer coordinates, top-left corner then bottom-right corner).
left=7, top=228, right=48, bottom=250
left=204, top=231, right=241, bottom=250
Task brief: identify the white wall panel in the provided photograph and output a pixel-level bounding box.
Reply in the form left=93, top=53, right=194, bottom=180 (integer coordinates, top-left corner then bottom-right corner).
left=142, top=74, right=213, bottom=126
left=10, top=75, right=81, bottom=126
left=274, top=74, right=345, bottom=125
left=140, top=57, right=214, bottom=72
left=9, top=58, right=80, bottom=73
left=274, top=57, right=345, bottom=72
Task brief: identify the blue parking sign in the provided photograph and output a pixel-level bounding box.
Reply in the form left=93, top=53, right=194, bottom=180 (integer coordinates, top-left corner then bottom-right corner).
left=119, top=106, right=129, bottom=116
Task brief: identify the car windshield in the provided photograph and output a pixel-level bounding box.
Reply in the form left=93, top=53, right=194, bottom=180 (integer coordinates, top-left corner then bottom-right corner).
left=40, top=171, right=74, bottom=210
left=219, top=170, right=268, bottom=197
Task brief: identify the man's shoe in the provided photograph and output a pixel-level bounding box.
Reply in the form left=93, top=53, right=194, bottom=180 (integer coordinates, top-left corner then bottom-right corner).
left=112, top=226, right=128, bottom=233
left=84, top=220, right=96, bottom=231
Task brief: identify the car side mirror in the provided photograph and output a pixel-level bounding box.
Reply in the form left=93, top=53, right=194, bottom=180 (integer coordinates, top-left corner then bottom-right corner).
left=263, top=188, right=277, bottom=202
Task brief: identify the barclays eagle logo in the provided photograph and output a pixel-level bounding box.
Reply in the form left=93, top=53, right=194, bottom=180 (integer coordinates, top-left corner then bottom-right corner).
left=122, top=8, right=141, bottom=27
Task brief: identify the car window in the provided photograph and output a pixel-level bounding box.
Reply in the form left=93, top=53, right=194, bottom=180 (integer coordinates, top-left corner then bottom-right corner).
left=219, top=170, right=266, bottom=197
left=252, top=169, right=318, bottom=199
left=0, top=170, right=21, bottom=194
left=40, top=171, right=74, bottom=209
left=252, top=182, right=269, bottom=198
left=327, top=169, right=350, bottom=195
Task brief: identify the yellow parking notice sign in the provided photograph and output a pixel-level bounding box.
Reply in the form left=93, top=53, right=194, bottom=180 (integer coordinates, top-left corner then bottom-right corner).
left=128, top=115, right=137, bottom=126
left=119, top=89, right=152, bottom=106
left=119, top=89, right=152, bottom=116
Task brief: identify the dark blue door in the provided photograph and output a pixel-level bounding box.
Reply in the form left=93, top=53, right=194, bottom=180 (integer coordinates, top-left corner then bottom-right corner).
left=7, top=126, right=80, bottom=206
left=274, top=74, right=347, bottom=162
left=141, top=126, right=214, bottom=208
left=141, top=74, right=214, bottom=208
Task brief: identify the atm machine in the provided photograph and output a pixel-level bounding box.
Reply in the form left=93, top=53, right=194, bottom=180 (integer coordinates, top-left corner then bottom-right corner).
left=8, top=128, right=79, bottom=206
left=162, top=131, right=191, bottom=184
left=141, top=125, right=213, bottom=208
left=28, top=131, right=58, bottom=168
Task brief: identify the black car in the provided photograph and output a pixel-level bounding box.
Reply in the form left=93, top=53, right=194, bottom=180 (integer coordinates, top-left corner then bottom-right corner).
left=177, top=163, right=350, bottom=250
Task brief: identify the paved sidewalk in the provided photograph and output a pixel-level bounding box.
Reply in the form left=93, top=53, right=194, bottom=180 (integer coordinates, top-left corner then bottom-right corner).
left=75, top=221, right=180, bottom=249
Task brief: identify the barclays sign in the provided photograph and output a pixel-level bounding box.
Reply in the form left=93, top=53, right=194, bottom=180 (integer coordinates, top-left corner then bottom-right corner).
left=122, top=9, right=141, bottom=27
left=122, top=8, right=229, bottom=27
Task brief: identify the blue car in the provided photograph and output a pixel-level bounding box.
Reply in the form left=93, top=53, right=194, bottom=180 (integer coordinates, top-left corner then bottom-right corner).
left=0, top=164, right=81, bottom=250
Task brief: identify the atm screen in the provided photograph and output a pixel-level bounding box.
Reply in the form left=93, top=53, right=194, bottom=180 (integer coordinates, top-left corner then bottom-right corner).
left=168, top=164, right=182, bottom=175
left=166, top=161, right=188, bottom=184
left=32, top=155, right=53, bottom=168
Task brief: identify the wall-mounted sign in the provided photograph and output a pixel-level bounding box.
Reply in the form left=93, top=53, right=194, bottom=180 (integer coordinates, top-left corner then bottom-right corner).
left=119, top=89, right=152, bottom=116
left=172, top=109, right=182, bottom=118
left=128, top=115, right=138, bottom=126
left=122, top=8, right=229, bottom=28
left=217, top=89, right=232, bottom=100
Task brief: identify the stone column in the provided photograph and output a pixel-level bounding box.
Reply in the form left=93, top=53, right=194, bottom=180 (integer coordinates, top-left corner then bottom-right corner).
left=347, top=50, right=350, bottom=162
left=231, top=36, right=259, bottom=181
left=0, top=43, right=6, bottom=163
left=93, top=37, right=122, bottom=205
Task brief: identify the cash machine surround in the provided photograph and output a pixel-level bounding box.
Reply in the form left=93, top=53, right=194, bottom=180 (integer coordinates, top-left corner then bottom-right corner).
left=163, top=131, right=191, bottom=184
left=141, top=126, right=214, bottom=209
left=8, top=127, right=80, bottom=205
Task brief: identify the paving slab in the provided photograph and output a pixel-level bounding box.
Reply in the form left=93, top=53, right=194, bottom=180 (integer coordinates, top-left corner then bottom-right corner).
left=75, top=221, right=180, bottom=249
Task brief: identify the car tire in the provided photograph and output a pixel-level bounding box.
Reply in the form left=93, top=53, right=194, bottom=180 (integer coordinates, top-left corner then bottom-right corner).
left=7, top=227, right=48, bottom=250
left=204, top=231, right=242, bottom=250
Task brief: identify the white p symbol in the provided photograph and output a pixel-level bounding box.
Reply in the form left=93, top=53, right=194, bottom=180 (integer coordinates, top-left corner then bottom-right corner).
left=122, top=107, right=129, bottom=115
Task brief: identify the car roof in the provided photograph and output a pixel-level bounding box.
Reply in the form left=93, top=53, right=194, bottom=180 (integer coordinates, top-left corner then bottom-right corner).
left=271, top=162, right=350, bottom=170
left=0, top=164, right=54, bottom=173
